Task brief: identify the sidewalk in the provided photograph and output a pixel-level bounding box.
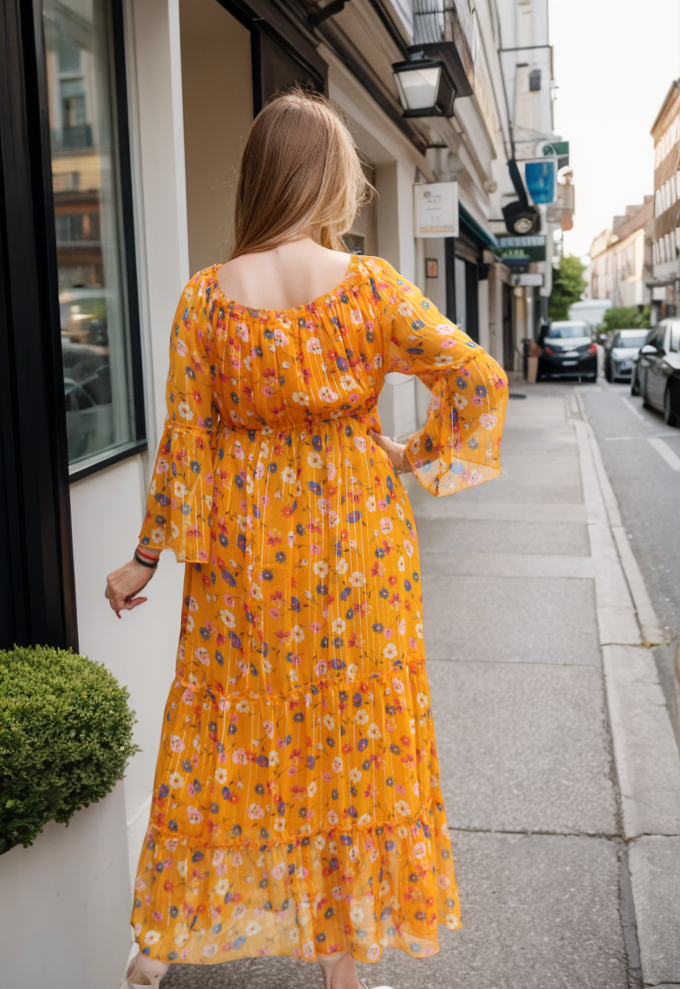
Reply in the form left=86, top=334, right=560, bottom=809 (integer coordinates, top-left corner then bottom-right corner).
left=164, top=381, right=680, bottom=989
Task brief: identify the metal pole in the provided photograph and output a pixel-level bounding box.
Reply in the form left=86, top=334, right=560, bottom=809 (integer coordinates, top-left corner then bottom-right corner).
left=540, top=204, right=553, bottom=326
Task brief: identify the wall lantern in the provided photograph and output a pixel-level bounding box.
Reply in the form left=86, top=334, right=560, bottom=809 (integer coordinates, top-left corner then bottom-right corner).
left=392, top=52, right=456, bottom=117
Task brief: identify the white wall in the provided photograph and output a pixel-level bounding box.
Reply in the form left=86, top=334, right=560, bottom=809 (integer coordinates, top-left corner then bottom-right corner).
left=69, top=461, right=185, bottom=884
left=180, top=0, right=252, bottom=272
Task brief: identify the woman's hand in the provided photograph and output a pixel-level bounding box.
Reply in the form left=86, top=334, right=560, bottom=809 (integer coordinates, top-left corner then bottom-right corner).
left=367, top=429, right=413, bottom=473
left=105, top=558, right=156, bottom=619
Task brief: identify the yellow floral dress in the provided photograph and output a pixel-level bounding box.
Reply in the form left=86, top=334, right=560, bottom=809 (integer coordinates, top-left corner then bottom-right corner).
left=133, top=254, right=508, bottom=965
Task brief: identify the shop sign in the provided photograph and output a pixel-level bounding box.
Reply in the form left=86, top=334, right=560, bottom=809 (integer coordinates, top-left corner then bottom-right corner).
left=524, top=159, right=557, bottom=204
left=494, top=234, right=546, bottom=264
left=512, top=273, right=544, bottom=287
left=414, top=182, right=459, bottom=237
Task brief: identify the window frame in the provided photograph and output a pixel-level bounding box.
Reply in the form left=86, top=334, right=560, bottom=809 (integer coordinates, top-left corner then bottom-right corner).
left=47, top=0, right=148, bottom=483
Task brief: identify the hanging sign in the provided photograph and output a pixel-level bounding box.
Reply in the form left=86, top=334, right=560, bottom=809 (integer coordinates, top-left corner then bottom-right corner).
left=494, top=235, right=546, bottom=265
left=414, top=182, right=459, bottom=237
left=524, top=159, right=557, bottom=204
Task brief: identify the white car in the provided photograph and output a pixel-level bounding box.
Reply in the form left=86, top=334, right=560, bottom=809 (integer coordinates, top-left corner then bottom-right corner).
left=604, top=329, right=649, bottom=382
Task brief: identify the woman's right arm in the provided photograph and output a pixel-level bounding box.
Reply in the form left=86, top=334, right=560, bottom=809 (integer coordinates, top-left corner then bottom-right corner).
left=373, top=259, right=509, bottom=497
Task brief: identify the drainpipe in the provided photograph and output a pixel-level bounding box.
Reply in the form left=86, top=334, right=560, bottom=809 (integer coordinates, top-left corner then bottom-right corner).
left=539, top=203, right=554, bottom=326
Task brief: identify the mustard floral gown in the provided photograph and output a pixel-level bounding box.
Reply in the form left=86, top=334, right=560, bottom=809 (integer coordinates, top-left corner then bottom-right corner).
left=133, top=254, right=508, bottom=965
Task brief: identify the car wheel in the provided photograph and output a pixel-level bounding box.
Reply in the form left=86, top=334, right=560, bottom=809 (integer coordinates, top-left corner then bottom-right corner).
left=664, top=382, right=680, bottom=427
left=631, top=370, right=640, bottom=396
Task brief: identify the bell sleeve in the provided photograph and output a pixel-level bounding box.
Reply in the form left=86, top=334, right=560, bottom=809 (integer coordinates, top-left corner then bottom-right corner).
left=380, top=262, right=509, bottom=496
left=137, top=274, right=218, bottom=563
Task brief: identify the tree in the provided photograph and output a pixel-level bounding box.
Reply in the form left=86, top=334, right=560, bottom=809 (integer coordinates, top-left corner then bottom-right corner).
left=549, top=255, right=587, bottom=321
left=600, top=306, right=651, bottom=333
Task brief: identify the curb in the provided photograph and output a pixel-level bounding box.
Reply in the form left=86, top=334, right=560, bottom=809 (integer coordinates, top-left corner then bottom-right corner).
left=573, top=389, right=680, bottom=985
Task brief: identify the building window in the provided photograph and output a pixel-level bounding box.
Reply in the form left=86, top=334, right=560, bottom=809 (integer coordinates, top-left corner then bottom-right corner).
left=43, top=0, right=142, bottom=471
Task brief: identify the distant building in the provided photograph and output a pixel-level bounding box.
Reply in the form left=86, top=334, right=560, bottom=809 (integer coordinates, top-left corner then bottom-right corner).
left=589, top=198, right=654, bottom=308
left=649, top=79, right=680, bottom=318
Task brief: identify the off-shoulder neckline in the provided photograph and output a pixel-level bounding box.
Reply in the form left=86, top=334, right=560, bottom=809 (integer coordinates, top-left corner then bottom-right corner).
left=209, top=253, right=361, bottom=317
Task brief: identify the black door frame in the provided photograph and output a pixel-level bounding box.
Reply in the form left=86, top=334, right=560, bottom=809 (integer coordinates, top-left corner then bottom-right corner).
left=0, top=0, right=78, bottom=649
left=216, top=0, right=329, bottom=109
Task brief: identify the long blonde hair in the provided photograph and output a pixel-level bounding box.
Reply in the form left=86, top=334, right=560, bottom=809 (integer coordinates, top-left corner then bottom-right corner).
left=230, top=88, right=372, bottom=259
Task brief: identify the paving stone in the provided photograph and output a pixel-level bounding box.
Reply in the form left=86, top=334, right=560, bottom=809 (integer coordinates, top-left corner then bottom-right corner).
left=422, top=574, right=602, bottom=666
left=427, top=660, right=618, bottom=835
left=499, top=425, right=579, bottom=452
left=163, top=833, right=627, bottom=989
left=414, top=517, right=591, bottom=557
left=629, top=836, right=680, bottom=985
left=422, top=549, right=593, bottom=579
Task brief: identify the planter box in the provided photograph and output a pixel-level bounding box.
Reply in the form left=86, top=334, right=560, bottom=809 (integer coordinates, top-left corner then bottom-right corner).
left=0, top=781, right=131, bottom=987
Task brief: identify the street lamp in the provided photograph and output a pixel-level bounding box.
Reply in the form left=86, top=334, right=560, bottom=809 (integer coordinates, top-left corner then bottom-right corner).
left=392, top=51, right=456, bottom=117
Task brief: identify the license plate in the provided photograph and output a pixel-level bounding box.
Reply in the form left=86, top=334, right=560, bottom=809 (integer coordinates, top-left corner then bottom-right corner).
left=563, top=351, right=578, bottom=358
left=562, top=360, right=577, bottom=366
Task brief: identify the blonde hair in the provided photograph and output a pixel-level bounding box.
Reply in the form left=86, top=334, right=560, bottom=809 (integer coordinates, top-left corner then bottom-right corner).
left=230, top=88, right=372, bottom=259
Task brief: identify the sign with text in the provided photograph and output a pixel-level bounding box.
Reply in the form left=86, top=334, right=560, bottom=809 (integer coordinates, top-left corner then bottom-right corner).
left=494, top=234, right=546, bottom=265
left=414, top=182, right=459, bottom=238
left=512, top=273, right=544, bottom=287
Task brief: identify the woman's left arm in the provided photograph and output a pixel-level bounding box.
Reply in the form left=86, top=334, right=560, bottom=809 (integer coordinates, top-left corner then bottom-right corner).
left=105, top=275, right=218, bottom=617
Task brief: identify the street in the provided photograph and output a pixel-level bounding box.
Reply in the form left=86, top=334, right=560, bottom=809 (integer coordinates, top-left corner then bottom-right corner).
left=161, top=379, right=680, bottom=989
left=580, top=378, right=680, bottom=715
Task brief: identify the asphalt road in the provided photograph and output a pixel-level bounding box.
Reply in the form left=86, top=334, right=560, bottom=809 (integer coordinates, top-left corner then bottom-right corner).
left=579, top=375, right=680, bottom=707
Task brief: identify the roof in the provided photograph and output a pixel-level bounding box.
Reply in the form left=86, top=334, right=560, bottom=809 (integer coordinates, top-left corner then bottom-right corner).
left=650, top=79, right=680, bottom=137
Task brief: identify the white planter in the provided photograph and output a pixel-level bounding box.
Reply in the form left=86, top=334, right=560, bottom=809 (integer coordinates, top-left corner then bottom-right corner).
left=0, top=781, right=131, bottom=988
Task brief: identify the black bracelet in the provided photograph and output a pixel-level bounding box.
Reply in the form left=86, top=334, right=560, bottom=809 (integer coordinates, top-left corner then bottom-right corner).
left=134, top=548, right=159, bottom=569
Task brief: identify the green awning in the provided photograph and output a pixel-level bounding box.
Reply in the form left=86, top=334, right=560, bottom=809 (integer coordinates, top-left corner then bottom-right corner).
left=459, top=204, right=499, bottom=249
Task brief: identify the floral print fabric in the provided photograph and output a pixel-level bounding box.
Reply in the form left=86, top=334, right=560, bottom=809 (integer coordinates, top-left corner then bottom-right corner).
left=134, top=255, right=508, bottom=965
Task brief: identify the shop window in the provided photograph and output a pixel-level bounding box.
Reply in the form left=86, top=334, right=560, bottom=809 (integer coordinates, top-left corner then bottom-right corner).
left=43, top=0, right=142, bottom=472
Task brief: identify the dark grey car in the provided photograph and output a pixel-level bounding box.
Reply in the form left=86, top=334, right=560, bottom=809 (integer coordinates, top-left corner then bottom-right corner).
left=632, top=320, right=680, bottom=426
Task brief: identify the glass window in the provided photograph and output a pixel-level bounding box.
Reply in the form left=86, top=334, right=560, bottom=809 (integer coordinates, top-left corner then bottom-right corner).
left=43, top=0, right=139, bottom=469
left=616, top=331, right=649, bottom=350
left=547, top=323, right=589, bottom=339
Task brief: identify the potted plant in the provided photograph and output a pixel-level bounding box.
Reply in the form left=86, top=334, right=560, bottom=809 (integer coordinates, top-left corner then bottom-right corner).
left=0, top=644, right=139, bottom=854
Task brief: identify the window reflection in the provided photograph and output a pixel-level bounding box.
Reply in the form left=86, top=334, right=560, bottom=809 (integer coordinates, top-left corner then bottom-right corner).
left=44, top=0, right=135, bottom=467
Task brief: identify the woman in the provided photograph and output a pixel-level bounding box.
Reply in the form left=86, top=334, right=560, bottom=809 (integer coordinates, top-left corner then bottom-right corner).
left=106, top=89, right=508, bottom=989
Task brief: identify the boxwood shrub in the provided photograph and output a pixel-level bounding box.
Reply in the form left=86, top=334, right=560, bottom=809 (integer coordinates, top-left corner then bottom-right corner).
left=0, top=645, right=140, bottom=854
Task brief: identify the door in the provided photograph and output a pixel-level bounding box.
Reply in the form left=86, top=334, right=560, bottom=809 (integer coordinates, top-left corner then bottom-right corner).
left=639, top=325, right=663, bottom=405
left=647, top=325, right=669, bottom=408
left=502, top=282, right=514, bottom=371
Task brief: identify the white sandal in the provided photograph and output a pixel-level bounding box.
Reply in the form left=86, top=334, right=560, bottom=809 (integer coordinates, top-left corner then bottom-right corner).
left=318, top=952, right=395, bottom=989
left=120, top=951, right=169, bottom=988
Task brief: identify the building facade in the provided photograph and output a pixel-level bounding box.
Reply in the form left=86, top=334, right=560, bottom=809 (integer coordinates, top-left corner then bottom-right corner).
left=0, top=0, right=561, bottom=981
left=589, top=198, right=654, bottom=309
left=650, top=79, right=680, bottom=319
left=493, top=0, right=568, bottom=353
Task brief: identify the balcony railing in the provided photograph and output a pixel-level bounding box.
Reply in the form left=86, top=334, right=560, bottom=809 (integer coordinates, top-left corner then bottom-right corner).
left=413, top=0, right=474, bottom=51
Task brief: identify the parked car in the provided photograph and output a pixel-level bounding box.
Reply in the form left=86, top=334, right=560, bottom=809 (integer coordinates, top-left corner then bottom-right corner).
left=631, top=319, right=680, bottom=426
left=538, top=321, right=597, bottom=382
left=604, top=329, right=649, bottom=382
